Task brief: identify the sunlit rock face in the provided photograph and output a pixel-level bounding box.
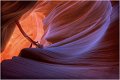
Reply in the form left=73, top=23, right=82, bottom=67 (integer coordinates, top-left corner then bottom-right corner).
left=1, top=12, right=44, bottom=61
left=1, top=1, right=59, bottom=61
left=2, top=13, right=44, bottom=59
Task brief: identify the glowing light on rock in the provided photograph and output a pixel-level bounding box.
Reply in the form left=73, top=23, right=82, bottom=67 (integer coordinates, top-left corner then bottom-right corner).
left=1, top=12, right=44, bottom=61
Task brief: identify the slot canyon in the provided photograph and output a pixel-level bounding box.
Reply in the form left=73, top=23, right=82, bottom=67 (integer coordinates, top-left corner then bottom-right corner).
left=1, top=1, right=119, bottom=79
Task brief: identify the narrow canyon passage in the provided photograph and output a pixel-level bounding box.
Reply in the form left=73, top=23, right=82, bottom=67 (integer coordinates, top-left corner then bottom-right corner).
left=1, top=1, right=119, bottom=79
